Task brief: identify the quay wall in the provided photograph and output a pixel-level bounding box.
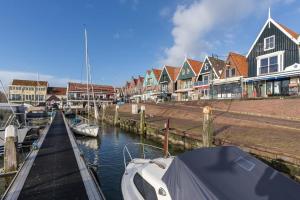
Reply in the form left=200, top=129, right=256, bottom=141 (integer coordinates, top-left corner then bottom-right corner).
left=101, top=104, right=300, bottom=181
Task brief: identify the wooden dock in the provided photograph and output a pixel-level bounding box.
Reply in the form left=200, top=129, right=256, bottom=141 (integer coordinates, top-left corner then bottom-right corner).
left=2, top=112, right=104, bottom=200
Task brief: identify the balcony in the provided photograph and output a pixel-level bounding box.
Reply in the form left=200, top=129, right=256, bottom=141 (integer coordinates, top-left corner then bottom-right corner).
left=194, top=80, right=209, bottom=87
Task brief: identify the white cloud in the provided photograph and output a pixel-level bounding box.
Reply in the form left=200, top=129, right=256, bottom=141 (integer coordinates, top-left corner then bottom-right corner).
left=0, top=70, right=80, bottom=89
left=161, top=0, right=296, bottom=66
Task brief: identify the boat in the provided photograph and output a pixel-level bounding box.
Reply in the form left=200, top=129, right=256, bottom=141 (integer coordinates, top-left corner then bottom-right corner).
left=72, top=123, right=99, bottom=137
left=70, top=27, right=99, bottom=137
left=121, top=145, right=300, bottom=200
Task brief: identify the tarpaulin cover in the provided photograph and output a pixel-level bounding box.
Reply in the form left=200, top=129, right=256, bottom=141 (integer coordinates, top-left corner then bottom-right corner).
left=162, top=146, right=300, bottom=200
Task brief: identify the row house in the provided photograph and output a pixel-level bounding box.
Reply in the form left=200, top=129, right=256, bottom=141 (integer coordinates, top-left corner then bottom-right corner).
left=194, top=56, right=225, bottom=99
left=245, top=13, right=300, bottom=97
left=67, top=82, right=115, bottom=108
left=46, top=87, right=67, bottom=108
left=212, top=52, right=248, bottom=99
left=175, top=58, right=203, bottom=101
left=123, top=76, right=144, bottom=103
left=142, top=69, right=162, bottom=101
left=9, top=79, right=48, bottom=105
left=158, top=65, right=180, bottom=101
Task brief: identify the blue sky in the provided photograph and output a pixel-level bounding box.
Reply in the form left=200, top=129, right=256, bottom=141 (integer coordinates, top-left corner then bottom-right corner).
left=0, top=0, right=299, bottom=87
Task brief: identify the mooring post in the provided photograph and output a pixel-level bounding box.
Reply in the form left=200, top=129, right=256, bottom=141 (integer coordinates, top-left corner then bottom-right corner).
left=114, top=105, right=120, bottom=126
left=203, top=106, right=213, bottom=147
left=164, top=119, right=169, bottom=157
left=4, top=125, right=18, bottom=173
left=139, top=105, right=145, bottom=134
left=102, top=104, right=106, bottom=123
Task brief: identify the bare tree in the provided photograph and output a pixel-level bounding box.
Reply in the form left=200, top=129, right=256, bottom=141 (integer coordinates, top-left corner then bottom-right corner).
left=0, top=91, right=7, bottom=103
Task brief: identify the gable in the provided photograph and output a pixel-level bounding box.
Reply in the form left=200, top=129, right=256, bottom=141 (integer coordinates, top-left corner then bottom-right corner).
left=177, top=61, right=196, bottom=80
left=247, top=19, right=299, bottom=58
left=159, top=67, right=171, bottom=83
left=247, top=21, right=300, bottom=77
left=143, top=70, right=159, bottom=86
left=200, top=58, right=212, bottom=74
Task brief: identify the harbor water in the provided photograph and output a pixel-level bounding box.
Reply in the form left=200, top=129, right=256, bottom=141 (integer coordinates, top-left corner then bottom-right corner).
left=75, top=125, right=181, bottom=200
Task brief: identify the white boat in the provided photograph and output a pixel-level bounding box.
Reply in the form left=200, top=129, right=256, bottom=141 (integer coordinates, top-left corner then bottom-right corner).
left=121, top=145, right=300, bottom=200
left=72, top=123, right=99, bottom=137
left=70, top=27, right=99, bottom=137
left=122, top=143, right=172, bottom=200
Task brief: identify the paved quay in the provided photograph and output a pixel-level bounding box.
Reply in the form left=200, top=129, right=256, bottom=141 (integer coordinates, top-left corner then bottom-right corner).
left=3, top=112, right=103, bottom=200
left=105, top=101, right=300, bottom=167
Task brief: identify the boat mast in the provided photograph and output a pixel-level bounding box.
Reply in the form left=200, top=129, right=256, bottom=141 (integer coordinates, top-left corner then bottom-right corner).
left=84, top=27, right=90, bottom=120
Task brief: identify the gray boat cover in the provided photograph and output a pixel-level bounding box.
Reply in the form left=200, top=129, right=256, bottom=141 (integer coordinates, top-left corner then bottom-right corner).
left=162, top=146, right=300, bottom=200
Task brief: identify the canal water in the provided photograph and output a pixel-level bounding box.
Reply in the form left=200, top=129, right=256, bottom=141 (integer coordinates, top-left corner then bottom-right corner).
left=75, top=125, right=181, bottom=200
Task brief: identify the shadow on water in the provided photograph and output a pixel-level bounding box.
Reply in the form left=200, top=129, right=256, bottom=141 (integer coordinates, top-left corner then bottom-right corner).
left=76, top=124, right=181, bottom=200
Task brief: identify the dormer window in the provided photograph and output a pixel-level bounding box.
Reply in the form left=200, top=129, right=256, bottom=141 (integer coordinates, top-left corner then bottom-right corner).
left=264, top=35, right=275, bottom=51
left=226, top=68, right=236, bottom=78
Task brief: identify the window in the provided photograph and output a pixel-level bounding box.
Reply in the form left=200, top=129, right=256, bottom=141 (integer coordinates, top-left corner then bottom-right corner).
left=203, top=75, right=209, bottom=84
left=147, top=78, right=152, bottom=86
left=182, top=69, right=186, bottom=75
left=231, top=68, right=235, bottom=76
left=133, top=173, right=158, bottom=200
left=204, top=63, right=209, bottom=70
left=186, top=68, right=190, bottom=74
left=264, top=35, right=275, bottom=51
left=259, top=56, right=278, bottom=74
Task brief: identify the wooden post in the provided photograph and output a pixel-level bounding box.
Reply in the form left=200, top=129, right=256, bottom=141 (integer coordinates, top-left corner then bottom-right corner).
left=114, top=105, right=119, bottom=126
left=164, top=119, right=169, bottom=157
left=4, top=125, right=18, bottom=173
left=202, top=106, right=213, bottom=147
left=101, top=104, right=106, bottom=123
left=139, top=105, right=145, bottom=134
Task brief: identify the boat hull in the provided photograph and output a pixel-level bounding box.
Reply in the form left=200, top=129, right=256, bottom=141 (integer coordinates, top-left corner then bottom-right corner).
left=72, top=123, right=99, bottom=137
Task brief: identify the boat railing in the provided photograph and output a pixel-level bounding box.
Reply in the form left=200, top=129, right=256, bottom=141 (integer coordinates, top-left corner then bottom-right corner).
left=123, top=143, right=170, bottom=172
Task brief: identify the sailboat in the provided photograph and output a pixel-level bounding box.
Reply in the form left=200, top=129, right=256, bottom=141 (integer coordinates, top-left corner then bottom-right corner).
left=71, top=27, right=99, bottom=137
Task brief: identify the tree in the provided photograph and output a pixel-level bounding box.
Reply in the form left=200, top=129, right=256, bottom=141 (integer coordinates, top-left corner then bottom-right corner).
left=0, top=91, right=7, bottom=103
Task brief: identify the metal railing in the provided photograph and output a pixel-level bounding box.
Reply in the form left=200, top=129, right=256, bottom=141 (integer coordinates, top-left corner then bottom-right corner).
left=194, top=80, right=209, bottom=87
left=122, top=143, right=171, bottom=172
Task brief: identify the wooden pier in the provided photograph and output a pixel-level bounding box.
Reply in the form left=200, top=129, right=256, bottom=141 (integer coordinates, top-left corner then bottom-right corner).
left=2, top=112, right=104, bottom=200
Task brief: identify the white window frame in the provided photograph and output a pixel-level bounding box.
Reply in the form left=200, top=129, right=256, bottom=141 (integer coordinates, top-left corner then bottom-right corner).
left=264, top=35, right=275, bottom=51
left=256, top=51, right=284, bottom=76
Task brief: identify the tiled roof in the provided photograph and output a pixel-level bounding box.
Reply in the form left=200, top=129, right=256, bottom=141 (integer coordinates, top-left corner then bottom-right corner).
left=187, top=59, right=203, bottom=75
left=228, top=52, right=248, bottom=77
left=208, top=57, right=225, bottom=77
left=152, top=69, right=162, bottom=81
left=47, top=87, right=67, bottom=95
left=165, top=66, right=181, bottom=81
left=68, top=82, right=114, bottom=93
left=278, top=23, right=299, bottom=40
left=12, top=79, right=48, bottom=87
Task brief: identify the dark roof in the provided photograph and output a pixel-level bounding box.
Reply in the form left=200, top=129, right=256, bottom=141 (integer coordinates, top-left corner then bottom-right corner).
left=162, top=146, right=300, bottom=200
left=208, top=57, right=225, bottom=77
left=46, top=95, right=61, bottom=102
left=68, top=82, right=114, bottom=93
left=12, top=79, right=48, bottom=87
left=47, top=87, right=67, bottom=95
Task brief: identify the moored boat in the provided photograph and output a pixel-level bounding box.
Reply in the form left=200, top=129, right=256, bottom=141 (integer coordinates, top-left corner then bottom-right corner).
left=121, top=145, right=300, bottom=200
left=72, top=123, right=99, bottom=137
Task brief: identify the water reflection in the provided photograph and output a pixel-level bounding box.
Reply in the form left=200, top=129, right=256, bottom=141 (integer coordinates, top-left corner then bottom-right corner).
left=76, top=125, right=180, bottom=200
